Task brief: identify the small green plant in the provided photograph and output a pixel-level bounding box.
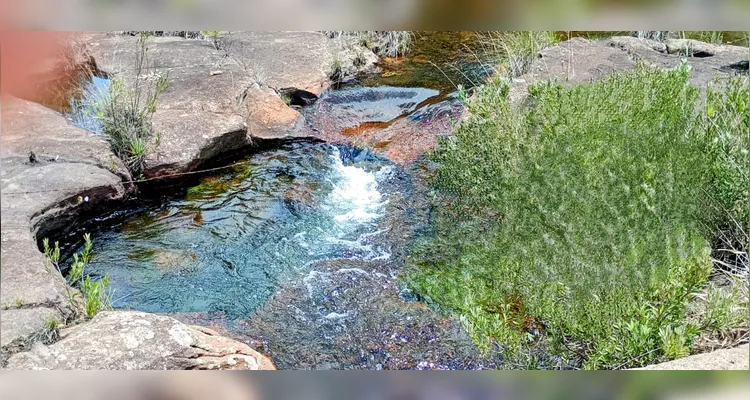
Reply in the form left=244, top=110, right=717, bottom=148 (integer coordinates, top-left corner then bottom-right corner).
left=14, top=298, right=24, bottom=307
left=701, top=282, right=747, bottom=334
left=29, top=314, right=63, bottom=345
left=67, top=233, right=93, bottom=284
left=43, top=237, right=61, bottom=272
left=43, top=234, right=113, bottom=318
left=659, top=325, right=693, bottom=359
left=84, top=35, right=170, bottom=176
left=329, top=56, right=344, bottom=82
left=109, top=156, right=118, bottom=173
left=81, top=275, right=113, bottom=318
left=44, top=315, right=60, bottom=331
left=201, top=30, right=223, bottom=50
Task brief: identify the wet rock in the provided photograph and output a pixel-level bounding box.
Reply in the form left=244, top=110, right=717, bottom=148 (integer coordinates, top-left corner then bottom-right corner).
left=5, top=311, right=276, bottom=370
left=243, top=85, right=312, bottom=141
left=277, top=87, right=319, bottom=107
left=304, top=86, right=461, bottom=164
left=1, top=96, right=131, bottom=352
left=282, top=186, right=315, bottom=206
left=152, top=249, right=199, bottom=274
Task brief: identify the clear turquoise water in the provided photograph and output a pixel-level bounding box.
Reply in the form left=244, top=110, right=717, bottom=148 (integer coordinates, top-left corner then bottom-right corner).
left=77, top=142, right=398, bottom=319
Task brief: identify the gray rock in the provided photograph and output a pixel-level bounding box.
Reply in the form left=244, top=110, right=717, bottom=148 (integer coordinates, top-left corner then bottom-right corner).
left=632, top=344, right=749, bottom=370
left=84, top=31, right=376, bottom=179
left=0, top=308, right=60, bottom=348
left=507, top=37, right=750, bottom=105
left=1, top=96, right=131, bottom=350
left=664, top=38, right=720, bottom=57
left=5, top=311, right=275, bottom=370
left=608, top=35, right=667, bottom=54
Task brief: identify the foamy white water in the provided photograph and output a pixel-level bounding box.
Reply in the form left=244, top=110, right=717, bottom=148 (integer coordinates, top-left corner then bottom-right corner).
left=324, top=150, right=387, bottom=224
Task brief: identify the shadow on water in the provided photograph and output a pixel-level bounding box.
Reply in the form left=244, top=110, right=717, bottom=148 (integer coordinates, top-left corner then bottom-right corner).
left=58, top=139, right=502, bottom=369
left=351, top=31, right=497, bottom=93
left=49, top=31, right=510, bottom=369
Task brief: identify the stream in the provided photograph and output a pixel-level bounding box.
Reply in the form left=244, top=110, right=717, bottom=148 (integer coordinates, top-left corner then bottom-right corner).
left=59, top=32, right=506, bottom=369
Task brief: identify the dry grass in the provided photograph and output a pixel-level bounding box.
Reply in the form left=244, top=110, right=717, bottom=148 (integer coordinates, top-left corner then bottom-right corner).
left=324, top=31, right=414, bottom=57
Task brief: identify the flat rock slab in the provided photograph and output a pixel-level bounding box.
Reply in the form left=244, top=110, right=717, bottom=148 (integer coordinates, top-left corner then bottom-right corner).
left=84, top=31, right=365, bottom=178
left=634, top=344, right=749, bottom=370
left=303, top=87, right=464, bottom=164
left=5, top=311, right=275, bottom=370
left=509, top=36, right=749, bottom=104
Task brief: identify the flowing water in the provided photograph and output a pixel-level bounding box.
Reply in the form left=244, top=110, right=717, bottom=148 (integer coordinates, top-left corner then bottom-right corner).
left=79, top=143, right=397, bottom=318
left=59, top=32, right=508, bottom=369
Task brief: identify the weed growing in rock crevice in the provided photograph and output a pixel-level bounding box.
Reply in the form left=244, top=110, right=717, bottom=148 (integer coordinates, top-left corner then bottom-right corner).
left=76, top=34, right=170, bottom=176
left=324, top=31, right=414, bottom=57
left=406, top=62, right=748, bottom=369
left=477, top=31, right=559, bottom=78
left=43, top=234, right=113, bottom=319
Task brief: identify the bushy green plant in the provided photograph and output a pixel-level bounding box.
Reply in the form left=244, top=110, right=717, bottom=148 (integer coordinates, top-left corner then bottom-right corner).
left=407, top=62, right=744, bottom=369
left=477, top=31, right=559, bottom=77
left=702, top=77, right=749, bottom=231
left=95, top=35, right=169, bottom=175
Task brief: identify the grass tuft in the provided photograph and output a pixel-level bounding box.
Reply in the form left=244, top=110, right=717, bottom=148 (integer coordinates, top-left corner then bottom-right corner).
left=70, top=35, right=169, bottom=176
left=477, top=31, right=559, bottom=78
left=324, top=31, right=414, bottom=57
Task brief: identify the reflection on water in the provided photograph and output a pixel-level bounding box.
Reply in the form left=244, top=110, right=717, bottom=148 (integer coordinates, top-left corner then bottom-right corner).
left=68, top=76, right=111, bottom=134
left=75, top=142, right=396, bottom=319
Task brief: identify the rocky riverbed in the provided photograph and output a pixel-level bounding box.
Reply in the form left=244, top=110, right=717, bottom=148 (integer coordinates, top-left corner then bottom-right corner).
left=1, top=31, right=747, bottom=370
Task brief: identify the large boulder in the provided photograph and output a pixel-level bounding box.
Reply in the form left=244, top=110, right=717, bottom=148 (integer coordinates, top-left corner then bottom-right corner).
left=84, top=31, right=377, bottom=178
left=5, top=311, right=276, bottom=370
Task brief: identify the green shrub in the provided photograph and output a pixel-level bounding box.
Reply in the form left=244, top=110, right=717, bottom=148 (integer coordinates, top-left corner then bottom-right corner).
left=407, top=61, right=743, bottom=369
left=478, top=31, right=559, bottom=77
left=702, top=77, right=749, bottom=231
left=95, top=35, right=170, bottom=176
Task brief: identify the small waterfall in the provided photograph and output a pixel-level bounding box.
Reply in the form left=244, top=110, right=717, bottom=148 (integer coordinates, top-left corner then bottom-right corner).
left=323, top=148, right=388, bottom=225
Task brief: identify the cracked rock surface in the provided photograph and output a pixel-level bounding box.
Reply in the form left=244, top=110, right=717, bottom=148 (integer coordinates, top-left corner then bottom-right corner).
left=5, top=311, right=275, bottom=370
